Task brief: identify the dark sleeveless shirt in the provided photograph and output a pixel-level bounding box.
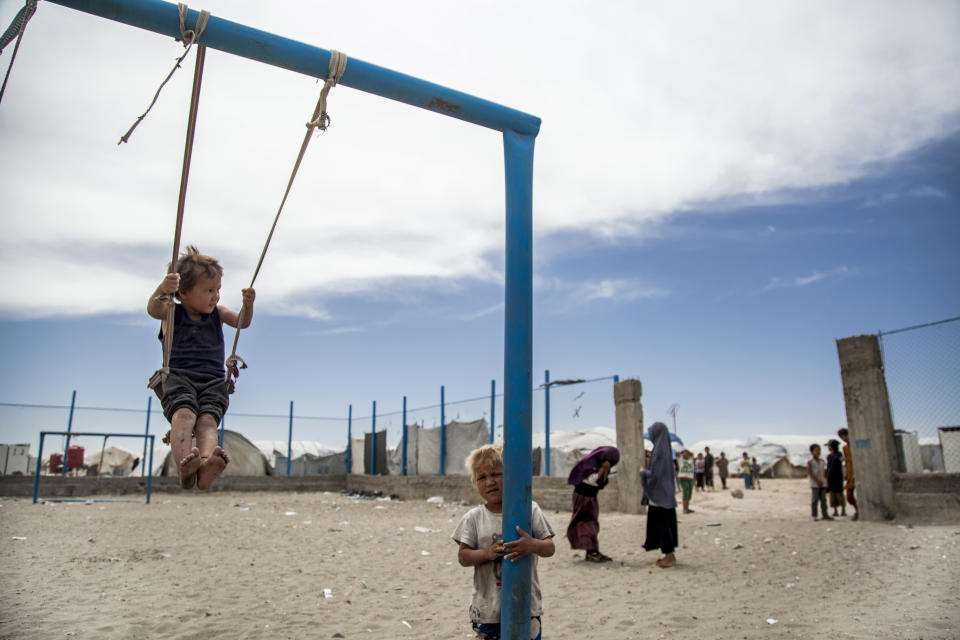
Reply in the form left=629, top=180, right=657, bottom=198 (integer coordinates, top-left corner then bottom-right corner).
left=160, top=304, right=225, bottom=376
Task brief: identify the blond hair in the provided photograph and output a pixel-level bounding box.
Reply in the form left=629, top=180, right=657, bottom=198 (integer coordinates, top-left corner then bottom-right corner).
left=466, top=443, right=503, bottom=482
left=171, top=245, right=223, bottom=298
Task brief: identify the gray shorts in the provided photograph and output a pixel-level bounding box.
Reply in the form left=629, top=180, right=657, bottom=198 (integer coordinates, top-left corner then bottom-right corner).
left=159, top=369, right=229, bottom=424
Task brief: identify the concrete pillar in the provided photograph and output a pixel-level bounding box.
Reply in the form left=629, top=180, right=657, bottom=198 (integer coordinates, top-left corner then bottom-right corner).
left=837, top=335, right=898, bottom=521
left=614, top=379, right=644, bottom=514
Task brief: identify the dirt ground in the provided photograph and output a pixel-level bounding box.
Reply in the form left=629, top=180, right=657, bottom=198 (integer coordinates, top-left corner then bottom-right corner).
left=1, top=478, right=957, bottom=639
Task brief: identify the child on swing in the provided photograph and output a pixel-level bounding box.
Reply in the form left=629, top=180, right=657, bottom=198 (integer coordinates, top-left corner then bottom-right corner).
left=147, top=245, right=255, bottom=490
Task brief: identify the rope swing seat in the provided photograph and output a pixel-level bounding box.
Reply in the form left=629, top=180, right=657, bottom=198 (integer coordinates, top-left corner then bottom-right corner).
left=136, top=4, right=347, bottom=397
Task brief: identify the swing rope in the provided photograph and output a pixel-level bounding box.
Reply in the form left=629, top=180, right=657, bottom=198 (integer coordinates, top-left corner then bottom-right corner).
left=147, top=12, right=209, bottom=392
left=224, top=49, right=347, bottom=391
left=0, top=0, right=37, bottom=106
left=118, top=3, right=209, bottom=144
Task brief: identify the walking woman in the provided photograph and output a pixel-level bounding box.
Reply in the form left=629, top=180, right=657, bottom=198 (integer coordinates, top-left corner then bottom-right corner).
left=566, top=446, right=620, bottom=562
left=641, top=422, right=679, bottom=568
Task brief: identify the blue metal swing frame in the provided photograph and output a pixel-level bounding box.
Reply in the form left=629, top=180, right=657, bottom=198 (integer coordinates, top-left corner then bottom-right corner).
left=44, top=2, right=539, bottom=636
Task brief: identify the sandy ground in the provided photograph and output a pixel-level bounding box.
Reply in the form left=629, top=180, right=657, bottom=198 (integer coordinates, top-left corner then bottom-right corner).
left=1, top=478, right=957, bottom=640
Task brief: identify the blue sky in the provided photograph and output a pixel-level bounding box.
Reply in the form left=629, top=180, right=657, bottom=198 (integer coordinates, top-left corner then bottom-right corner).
left=1, top=0, right=958, bottom=452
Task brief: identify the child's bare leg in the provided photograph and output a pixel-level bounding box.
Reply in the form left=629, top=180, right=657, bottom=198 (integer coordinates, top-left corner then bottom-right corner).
left=170, top=408, right=201, bottom=489
left=195, top=415, right=229, bottom=490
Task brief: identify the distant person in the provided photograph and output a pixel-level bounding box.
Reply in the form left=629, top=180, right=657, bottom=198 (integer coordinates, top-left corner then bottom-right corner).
left=676, top=448, right=696, bottom=514
left=740, top=452, right=753, bottom=489
left=566, top=446, right=620, bottom=562
left=703, top=446, right=715, bottom=491
left=452, top=443, right=555, bottom=640
left=807, top=444, right=833, bottom=521
left=838, top=428, right=859, bottom=521
left=642, top=422, right=679, bottom=567
left=694, top=453, right=706, bottom=492
left=750, top=457, right=762, bottom=490
left=147, top=245, right=255, bottom=490
left=825, top=439, right=846, bottom=517
left=716, top=451, right=729, bottom=490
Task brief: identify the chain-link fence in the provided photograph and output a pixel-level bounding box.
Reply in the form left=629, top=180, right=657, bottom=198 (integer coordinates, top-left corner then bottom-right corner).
left=880, top=316, right=960, bottom=473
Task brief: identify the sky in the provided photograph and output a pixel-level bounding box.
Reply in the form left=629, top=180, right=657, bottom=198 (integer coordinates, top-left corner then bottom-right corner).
left=1, top=0, right=958, bottom=454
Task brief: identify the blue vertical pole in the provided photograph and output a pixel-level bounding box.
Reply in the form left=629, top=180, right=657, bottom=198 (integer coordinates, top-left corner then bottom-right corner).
left=286, top=401, right=294, bottom=477
left=439, top=386, right=446, bottom=475
left=402, top=396, right=408, bottom=477
left=371, top=401, right=377, bottom=475
left=63, top=390, right=76, bottom=476
left=346, top=404, right=353, bottom=475
left=614, top=375, right=619, bottom=383
left=146, top=435, right=154, bottom=504
left=33, top=432, right=45, bottom=503
left=544, top=369, right=551, bottom=477
left=490, top=379, right=496, bottom=443
left=219, top=414, right=225, bottom=447
left=500, top=130, right=535, bottom=640
left=142, top=396, right=152, bottom=477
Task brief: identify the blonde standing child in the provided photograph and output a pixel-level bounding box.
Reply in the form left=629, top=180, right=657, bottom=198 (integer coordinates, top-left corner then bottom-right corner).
left=452, top=444, right=556, bottom=640
left=147, top=246, right=255, bottom=490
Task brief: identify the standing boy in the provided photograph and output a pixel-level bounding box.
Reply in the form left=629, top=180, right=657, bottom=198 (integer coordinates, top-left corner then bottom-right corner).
left=826, top=439, right=846, bottom=517
left=147, top=245, right=255, bottom=490
left=703, top=446, right=715, bottom=491
left=807, top=444, right=833, bottom=521
left=717, top=451, right=729, bottom=490
left=838, top=428, right=859, bottom=521
left=740, top=452, right=753, bottom=489
left=452, top=444, right=555, bottom=640
left=676, top=449, right=695, bottom=514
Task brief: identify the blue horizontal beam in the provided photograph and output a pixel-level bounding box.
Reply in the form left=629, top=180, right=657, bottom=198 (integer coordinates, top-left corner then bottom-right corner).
left=46, top=0, right=541, bottom=136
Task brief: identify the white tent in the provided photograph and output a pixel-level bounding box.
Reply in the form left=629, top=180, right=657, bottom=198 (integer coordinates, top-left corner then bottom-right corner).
left=388, top=419, right=490, bottom=476
left=532, top=426, right=616, bottom=478
left=86, top=446, right=139, bottom=476
left=156, top=430, right=270, bottom=476
left=254, top=440, right=340, bottom=474
left=689, top=434, right=836, bottom=477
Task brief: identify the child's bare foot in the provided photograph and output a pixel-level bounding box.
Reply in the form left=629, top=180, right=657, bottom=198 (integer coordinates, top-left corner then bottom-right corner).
left=196, top=447, right=229, bottom=490
left=178, top=447, right=202, bottom=489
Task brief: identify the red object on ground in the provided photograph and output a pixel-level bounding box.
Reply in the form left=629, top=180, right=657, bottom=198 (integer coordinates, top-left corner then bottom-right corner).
left=50, top=453, right=63, bottom=472
left=66, top=445, right=84, bottom=469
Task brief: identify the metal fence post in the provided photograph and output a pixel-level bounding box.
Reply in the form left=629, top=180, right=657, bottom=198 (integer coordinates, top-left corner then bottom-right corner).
left=286, top=401, right=294, bottom=477
left=62, top=390, right=76, bottom=476
left=440, top=385, right=446, bottom=476
left=402, top=395, right=408, bottom=477
left=544, top=369, right=550, bottom=477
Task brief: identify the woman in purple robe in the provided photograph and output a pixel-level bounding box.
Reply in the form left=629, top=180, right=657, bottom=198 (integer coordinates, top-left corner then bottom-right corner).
left=566, top=445, right=620, bottom=562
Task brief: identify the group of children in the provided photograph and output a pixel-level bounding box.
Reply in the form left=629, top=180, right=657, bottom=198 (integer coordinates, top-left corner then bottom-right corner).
left=807, top=429, right=858, bottom=521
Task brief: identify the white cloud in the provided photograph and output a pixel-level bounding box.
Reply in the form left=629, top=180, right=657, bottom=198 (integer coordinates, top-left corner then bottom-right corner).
left=756, top=266, right=853, bottom=294
left=1, top=0, right=958, bottom=318
left=908, top=186, right=950, bottom=200
left=457, top=303, right=504, bottom=323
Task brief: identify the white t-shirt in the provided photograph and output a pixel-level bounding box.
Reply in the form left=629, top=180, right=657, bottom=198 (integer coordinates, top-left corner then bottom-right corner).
left=451, top=501, right=555, bottom=624
left=677, top=457, right=694, bottom=479
left=808, top=457, right=827, bottom=488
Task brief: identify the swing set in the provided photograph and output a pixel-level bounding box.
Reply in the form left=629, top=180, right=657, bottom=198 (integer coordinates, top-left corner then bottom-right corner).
left=4, top=1, right=539, bottom=636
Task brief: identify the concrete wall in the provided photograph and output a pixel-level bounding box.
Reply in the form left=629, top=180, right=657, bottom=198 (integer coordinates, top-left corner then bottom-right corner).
left=837, top=334, right=960, bottom=523
left=0, top=473, right=621, bottom=514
